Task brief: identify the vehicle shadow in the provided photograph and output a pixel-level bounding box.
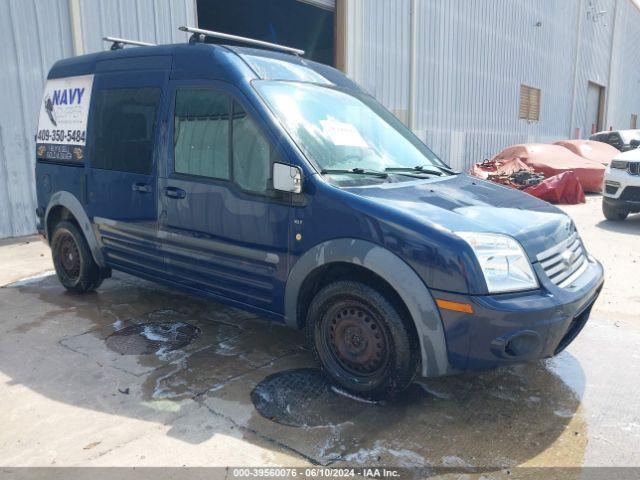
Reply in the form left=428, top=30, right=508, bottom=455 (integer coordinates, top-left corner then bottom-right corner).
left=596, top=214, right=640, bottom=233
left=0, top=272, right=587, bottom=469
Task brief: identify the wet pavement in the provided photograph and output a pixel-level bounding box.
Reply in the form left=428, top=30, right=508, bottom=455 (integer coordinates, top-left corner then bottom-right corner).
left=1, top=198, right=639, bottom=472
left=1, top=268, right=639, bottom=472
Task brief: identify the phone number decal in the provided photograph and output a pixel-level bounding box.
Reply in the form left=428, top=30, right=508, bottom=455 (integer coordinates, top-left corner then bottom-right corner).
left=37, top=129, right=86, bottom=144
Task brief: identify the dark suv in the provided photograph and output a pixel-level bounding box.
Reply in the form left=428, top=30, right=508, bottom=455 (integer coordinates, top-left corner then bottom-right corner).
left=34, top=28, right=604, bottom=398
left=590, top=129, right=640, bottom=152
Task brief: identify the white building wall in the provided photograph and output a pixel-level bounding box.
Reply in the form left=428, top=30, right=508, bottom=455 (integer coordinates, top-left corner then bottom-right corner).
left=607, top=0, right=640, bottom=130
left=0, top=0, right=196, bottom=239
left=344, top=0, right=639, bottom=171
left=77, top=0, right=197, bottom=54
left=572, top=0, right=615, bottom=138
left=0, top=0, right=73, bottom=239
left=1, top=0, right=638, bottom=239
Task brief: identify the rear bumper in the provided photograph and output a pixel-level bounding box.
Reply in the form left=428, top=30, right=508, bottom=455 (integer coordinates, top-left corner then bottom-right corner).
left=431, top=257, right=604, bottom=373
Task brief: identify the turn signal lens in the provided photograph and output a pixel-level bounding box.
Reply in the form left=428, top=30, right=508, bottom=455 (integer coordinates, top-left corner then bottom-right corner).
left=436, top=299, right=474, bottom=314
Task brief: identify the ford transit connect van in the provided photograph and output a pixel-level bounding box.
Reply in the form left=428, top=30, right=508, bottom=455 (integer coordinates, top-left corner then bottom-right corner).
left=35, top=29, right=604, bottom=398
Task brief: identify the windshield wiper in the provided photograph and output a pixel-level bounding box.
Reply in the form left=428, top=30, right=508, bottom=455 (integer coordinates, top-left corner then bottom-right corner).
left=385, top=165, right=443, bottom=176
left=434, top=165, right=459, bottom=175
left=321, top=168, right=389, bottom=179
left=386, top=165, right=459, bottom=176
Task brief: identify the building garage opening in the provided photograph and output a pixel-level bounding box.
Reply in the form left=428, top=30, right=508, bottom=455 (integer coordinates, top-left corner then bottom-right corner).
left=196, top=0, right=335, bottom=66
left=585, top=82, right=605, bottom=136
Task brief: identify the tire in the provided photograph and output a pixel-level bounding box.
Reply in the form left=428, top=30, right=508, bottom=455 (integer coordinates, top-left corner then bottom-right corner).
left=51, top=220, right=103, bottom=293
left=306, top=280, right=419, bottom=399
left=602, top=200, right=628, bottom=221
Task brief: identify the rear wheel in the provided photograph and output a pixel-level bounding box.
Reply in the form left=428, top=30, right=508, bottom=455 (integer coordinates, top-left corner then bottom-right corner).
left=51, top=221, right=103, bottom=293
left=603, top=200, right=628, bottom=221
left=306, top=280, right=418, bottom=399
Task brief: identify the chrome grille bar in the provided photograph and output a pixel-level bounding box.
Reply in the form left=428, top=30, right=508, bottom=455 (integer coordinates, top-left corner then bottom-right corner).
left=536, top=230, right=588, bottom=288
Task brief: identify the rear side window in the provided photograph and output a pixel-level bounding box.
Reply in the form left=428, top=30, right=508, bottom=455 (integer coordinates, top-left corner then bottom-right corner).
left=174, top=89, right=231, bottom=179
left=92, top=88, right=161, bottom=174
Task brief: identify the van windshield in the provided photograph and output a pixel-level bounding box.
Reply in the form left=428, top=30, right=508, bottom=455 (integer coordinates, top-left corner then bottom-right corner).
left=254, top=81, right=447, bottom=175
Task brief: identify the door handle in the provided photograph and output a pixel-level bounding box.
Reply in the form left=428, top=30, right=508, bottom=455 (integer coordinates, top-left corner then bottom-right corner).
left=165, top=186, right=186, bottom=199
left=132, top=182, right=152, bottom=193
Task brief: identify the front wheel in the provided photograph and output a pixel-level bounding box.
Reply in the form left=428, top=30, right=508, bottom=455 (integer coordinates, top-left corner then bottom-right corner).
left=306, top=280, right=419, bottom=399
left=51, top=221, right=104, bottom=293
left=602, top=200, right=628, bottom=221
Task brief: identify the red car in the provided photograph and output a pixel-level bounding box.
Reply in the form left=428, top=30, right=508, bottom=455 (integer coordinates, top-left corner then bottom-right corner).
left=491, top=143, right=605, bottom=193
left=554, top=139, right=619, bottom=166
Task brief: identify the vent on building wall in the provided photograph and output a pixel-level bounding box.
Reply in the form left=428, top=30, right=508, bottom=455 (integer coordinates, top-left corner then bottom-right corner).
left=519, top=85, right=541, bottom=122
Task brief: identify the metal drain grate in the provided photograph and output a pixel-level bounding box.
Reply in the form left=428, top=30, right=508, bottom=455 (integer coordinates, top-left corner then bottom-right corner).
left=106, top=322, right=200, bottom=355
left=251, top=368, right=368, bottom=427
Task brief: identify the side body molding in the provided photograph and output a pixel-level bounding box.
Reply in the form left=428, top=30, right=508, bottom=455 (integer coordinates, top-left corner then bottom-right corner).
left=284, top=238, right=452, bottom=377
left=44, top=191, right=106, bottom=267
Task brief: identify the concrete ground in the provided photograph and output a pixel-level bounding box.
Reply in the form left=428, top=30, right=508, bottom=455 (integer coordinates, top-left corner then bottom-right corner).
left=0, top=196, right=639, bottom=475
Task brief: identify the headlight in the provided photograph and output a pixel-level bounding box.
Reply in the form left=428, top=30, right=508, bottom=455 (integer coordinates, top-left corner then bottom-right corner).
left=457, top=232, right=538, bottom=293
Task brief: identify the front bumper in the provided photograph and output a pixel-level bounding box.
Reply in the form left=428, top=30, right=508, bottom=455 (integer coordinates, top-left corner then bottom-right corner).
left=432, top=256, right=604, bottom=372
left=603, top=195, right=640, bottom=213
left=603, top=168, right=640, bottom=212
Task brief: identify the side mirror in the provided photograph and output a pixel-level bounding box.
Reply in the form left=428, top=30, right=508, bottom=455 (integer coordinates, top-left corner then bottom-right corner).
left=273, top=162, right=303, bottom=194
left=630, top=139, right=640, bottom=149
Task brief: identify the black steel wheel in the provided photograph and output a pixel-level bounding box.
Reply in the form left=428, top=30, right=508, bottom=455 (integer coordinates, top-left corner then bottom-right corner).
left=322, top=300, right=390, bottom=378
left=307, top=280, right=418, bottom=399
left=51, top=221, right=103, bottom=293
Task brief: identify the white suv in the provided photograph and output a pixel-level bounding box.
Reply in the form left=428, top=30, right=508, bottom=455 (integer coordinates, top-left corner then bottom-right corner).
left=603, top=149, right=640, bottom=220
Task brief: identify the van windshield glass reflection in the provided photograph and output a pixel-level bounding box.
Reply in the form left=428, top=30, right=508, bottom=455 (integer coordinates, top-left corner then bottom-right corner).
left=255, top=81, right=447, bottom=174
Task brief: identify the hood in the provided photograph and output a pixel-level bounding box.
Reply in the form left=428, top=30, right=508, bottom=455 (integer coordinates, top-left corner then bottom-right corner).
left=343, top=174, right=574, bottom=259
left=613, top=149, right=640, bottom=162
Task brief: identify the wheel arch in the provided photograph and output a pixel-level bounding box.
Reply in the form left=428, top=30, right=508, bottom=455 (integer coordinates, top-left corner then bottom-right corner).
left=284, top=238, right=452, bottom=377
left=44, top=191, right=106, bottom=267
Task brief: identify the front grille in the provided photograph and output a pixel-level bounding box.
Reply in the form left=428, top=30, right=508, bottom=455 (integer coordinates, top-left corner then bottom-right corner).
left=537, top=231, right=588, bottom=288
left=620, top=186, right=640, bottom=202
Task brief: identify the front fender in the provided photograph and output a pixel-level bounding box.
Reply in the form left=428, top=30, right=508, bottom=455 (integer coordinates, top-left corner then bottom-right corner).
left=284, top=238, right=453, bottom=377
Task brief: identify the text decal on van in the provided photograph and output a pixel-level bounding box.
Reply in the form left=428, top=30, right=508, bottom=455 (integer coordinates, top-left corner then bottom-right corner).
left=36, top=74, right=94, bottom=163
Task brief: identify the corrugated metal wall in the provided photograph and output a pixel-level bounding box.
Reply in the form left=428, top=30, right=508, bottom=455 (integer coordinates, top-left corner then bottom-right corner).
left=607, top=0, right=640, bottom=130
left=77, top=0, right=196, bottom=53
left=2, top=0, right=638, bottom=238
left=344, top=0, right=639, bottom=171
left=0, top=0, right=196, bottom=239
left=0, top=0, right=73, bottom=239
left=572, top=0, right=615, bottom=137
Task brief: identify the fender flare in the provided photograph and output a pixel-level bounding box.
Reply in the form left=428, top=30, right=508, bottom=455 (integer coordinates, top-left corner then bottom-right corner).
left=44, top=191, right=106, bottom=267
left=284, top=238, right=452, bottom=377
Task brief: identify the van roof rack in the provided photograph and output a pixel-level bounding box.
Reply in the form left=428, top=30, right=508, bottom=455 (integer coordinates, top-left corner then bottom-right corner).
left=178, top=26, right=305, bottom=56
left=103, top=36, right=156, bottom=50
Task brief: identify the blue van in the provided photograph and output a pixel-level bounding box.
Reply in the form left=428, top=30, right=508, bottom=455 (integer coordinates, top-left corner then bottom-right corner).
left=35, top=28, right=604, bottom=398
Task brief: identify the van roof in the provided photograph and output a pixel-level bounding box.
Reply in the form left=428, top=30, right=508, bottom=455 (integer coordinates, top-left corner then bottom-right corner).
left=47, top=42, right=361, bottom=93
